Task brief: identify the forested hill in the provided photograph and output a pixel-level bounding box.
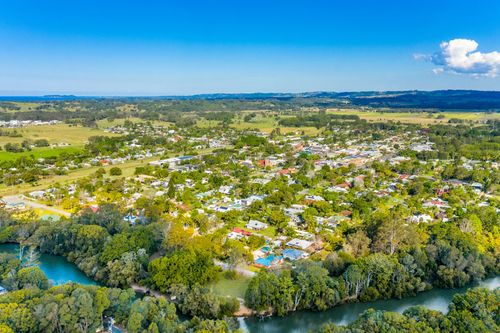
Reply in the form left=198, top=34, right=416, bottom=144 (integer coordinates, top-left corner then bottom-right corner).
left=1, top=90, right=500, bottom=110
left=346, top=90, right=500, bottom=110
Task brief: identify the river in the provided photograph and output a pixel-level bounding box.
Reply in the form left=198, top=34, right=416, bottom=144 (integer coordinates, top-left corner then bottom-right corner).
left=240, top=276, right=499, bottom=333
left=1, top=243, right=497, bottom=333
left=0, top=243, right=96, bottom=286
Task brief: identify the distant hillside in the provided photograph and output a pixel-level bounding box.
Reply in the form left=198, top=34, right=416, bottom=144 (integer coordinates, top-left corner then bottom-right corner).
left=1, top=90, right=499, bottom=110
left=346, top=90, right=500, bottom=110
left=160, top=90, right=500, bottom=110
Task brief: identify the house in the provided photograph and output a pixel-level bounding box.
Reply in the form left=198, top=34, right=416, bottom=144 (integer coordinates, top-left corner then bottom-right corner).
left=470, top=182, right=483, bottom=190
left=398, top=174, right=410, bottom=182
left=277, top=168, right=297, bottom=176
left=409, top=214, right=433, bottom=223
left=410, top=143, right=433, bottom=152
left=131, top=193, right=142, bottom=201
left=124, top=213, right=139, bottom=225
left=304, top=195, right=325, bottom=202
left=218, top=185, right=233, bottom=195
left=246, top=220, right=268, bottom=230
left=257, top=159, right=275, bottom=167
left=336, top=182, right=352, bottom=190
left=241, top=195, right=265, bottom=206
left=284, top=205, right=305, bottom=216
left=232, top=227, right=252, bottom=237
left=240, top=160, right=254, bottom=167
left=3, top=200, right=25, bottom=211
left=88, top=204, right=99, bottom=213
left=286, top=238, right=313, bottom=250
left=293, top=143, right=304, bottom=152
left=327, top=185, right=348, bottom=193
left=340, top=210, right=352, bottom=217
left=282, top=248, right=308, bottom=261
left=227, top=231, right=244, bottom=240
left=29, top=190, right=46, bottom=199
left=423, top=199, right=450, bottom=209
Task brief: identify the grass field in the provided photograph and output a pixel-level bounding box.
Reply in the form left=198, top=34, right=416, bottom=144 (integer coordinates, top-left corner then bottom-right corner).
left=209, top=274, right=251, bottom=299
left=0, top=123, right=118, bottom=147
left=0, top=146, right=83, bottom=161
left=326, top=109, right=500, bottom=125
left=197, top=115, right=322, bottom=135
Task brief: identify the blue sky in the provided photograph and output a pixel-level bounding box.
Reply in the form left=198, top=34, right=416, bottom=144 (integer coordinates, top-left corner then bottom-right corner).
left=0, top=0, right=499, bottom=95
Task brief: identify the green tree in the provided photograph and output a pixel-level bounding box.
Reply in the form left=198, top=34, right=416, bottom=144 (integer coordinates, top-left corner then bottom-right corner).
left=17, top=266, right=49, bottom=289
left=109, top=167, right=123, bottom=176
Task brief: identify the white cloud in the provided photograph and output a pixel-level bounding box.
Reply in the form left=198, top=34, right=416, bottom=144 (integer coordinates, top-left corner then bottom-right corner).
left=420, top=39, right=500, bottom=77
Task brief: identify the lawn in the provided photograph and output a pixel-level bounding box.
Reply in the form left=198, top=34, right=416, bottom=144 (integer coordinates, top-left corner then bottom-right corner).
left=209, top=274, right=251, bottom=299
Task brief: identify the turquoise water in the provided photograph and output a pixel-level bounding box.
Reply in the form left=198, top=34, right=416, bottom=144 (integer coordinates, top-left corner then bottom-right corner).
left=241, top=276, right=499, bottom=333
left=0, top=243, right=96, bottom=286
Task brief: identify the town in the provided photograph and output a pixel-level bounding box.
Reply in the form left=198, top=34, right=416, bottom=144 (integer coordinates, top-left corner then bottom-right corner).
left=0, top=95, right=498, bottom=333
left=3, top=117, right=496, bottom=273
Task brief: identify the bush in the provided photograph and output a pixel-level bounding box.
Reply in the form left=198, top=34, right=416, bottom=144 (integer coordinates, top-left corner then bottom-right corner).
left=34, top=139, right=50, bottom=147
left=110, top=167, right=123, bottom=176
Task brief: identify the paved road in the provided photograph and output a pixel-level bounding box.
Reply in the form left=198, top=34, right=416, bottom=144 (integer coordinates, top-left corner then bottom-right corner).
left=130, top=283, right=166, bottom=298
left=1, top=195, right=71, bottom=217
left=214, top=260, right=256, bottom=277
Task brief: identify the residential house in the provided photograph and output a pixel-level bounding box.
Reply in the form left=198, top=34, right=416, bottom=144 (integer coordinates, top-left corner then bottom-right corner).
left=286, top=238, right=313, bottom=250
left=246, top=220, right=268, bottom=230
left=282, top=248, right=308, bottom=261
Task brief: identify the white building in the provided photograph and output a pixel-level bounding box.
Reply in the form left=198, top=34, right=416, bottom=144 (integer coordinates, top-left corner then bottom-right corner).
left=246, top=220, right=268, bottom=230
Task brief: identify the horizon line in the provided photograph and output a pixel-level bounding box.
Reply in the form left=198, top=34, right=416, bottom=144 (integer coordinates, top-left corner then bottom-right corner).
left=1, top=88, right=500, bottom=99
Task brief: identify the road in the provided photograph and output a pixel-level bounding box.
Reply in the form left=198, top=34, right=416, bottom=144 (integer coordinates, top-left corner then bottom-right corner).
left=214, top=260, right=256, bottom=277
left=1, top=195, right=71, bottom=217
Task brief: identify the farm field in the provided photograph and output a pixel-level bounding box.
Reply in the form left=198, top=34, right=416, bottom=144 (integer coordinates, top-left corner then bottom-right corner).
left=326, top=109, right=500, bottom=124
left=0, top=146, right=83, bottom=161
left=0, top=123, right=118, bottom=146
